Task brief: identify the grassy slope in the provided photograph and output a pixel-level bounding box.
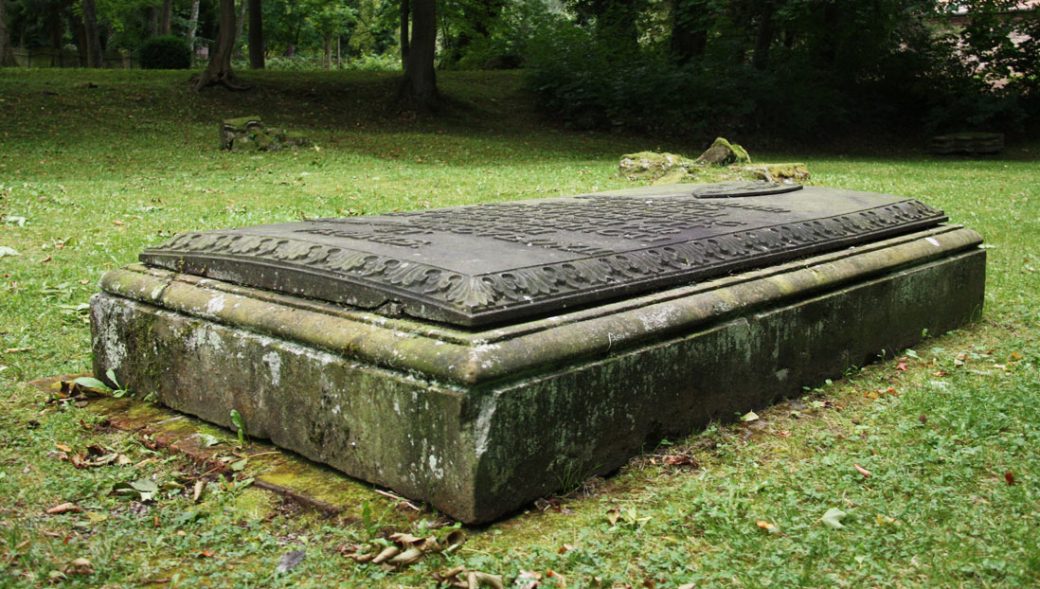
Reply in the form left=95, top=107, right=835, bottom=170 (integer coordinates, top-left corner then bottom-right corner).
left=0, top=69, right=1038, bottom=588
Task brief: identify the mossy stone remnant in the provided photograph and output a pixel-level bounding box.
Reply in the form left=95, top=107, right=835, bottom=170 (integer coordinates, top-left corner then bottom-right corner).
left=741, top=163, right=811, bottom=182
left=618, top=151, right=700, bottom=183
left=220, top=116, right=311, bottom=152
left=697, top=137, right=751, bottom=166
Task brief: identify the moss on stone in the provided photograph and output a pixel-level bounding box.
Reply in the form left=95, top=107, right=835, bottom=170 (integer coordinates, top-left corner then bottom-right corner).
left=696, top=137, right=751, bottom=166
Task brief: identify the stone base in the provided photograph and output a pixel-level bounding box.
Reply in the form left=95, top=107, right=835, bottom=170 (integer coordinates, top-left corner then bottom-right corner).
left=90, top=225, right=985, bottom=523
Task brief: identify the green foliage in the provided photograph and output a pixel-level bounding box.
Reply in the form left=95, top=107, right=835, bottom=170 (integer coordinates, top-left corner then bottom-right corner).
left=525, top=0, right=1040, bottom=137
left=138, top=35, right=191, bottom=70
left=229, top=409, right=246, bottom=446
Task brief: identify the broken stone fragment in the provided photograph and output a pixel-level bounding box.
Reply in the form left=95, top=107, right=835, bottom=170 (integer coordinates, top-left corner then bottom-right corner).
left=618, top=151, right=699, bottom=182
left=740, top=163, right=811, bottom=183
left=696, top=137, right=751, bottom=166
left=220, top=116, right=311, bottom=152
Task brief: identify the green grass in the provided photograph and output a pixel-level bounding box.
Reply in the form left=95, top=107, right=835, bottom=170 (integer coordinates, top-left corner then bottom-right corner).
left=1, top=68, right=1038, bottom=588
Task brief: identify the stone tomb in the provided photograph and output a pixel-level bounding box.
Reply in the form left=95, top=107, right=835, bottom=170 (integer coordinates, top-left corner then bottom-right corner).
left=90, top=182, right=986, bottom=523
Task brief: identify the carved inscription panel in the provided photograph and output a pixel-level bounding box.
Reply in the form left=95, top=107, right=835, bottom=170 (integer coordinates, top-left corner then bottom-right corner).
left=140, top=183, right=947, bottom=327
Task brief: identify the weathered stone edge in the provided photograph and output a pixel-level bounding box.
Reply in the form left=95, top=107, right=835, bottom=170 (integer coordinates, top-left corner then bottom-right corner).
left=99, top=226, right=982, bottom=387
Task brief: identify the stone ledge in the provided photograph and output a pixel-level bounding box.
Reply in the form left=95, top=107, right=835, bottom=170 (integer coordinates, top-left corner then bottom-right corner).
left=91, top=227, right=985, bottom=522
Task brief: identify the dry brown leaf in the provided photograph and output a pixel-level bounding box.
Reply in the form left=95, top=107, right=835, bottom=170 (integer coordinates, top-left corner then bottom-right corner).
left=389, top=532, right=425, bottom=545
left=468, top=571, right=504, bottom=589
left=46, top=502, right=82, bottom=515
left=755, top=520, right=777, bottom=533
left=606, top=507, right=621, bottom=526
left=388, top=546, right=424, bottom=566
left=854, top=464, right=872, bottom=478
left=66, top=558, right=93, bottom=575
left=370, top=545, right=400, bottom=565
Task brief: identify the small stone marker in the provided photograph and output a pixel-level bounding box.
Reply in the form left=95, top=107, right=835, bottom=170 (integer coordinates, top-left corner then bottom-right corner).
left=220, top=115, right=310, bottom=152
left=929, top=132, right=1004, bottom=155
left=91, top=182, right=986, bottom=523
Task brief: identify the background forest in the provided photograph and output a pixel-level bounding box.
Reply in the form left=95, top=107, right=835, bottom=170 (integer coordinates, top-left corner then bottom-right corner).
left=1, top=0, right=1038, bottom=139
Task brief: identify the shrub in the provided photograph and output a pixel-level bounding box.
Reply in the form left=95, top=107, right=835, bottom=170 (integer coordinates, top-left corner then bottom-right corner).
left=139, top=36, right=192, bottom=70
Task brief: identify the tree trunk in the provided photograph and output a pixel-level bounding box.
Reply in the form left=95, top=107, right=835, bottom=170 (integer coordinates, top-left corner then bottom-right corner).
left=146, top=6, right=159, bottom=37
left=751, top=1, right=775, bottom=71
left=186, top=0, right=200, bottom=52
left=160, top=0, right=174, bottom=34
left=234, top=0, right=247, bottom=58
left=323, top=35, right=331, bottom=69
left=248, top=0, right=264, bottom=68
left=670, top=0, right=710, bottom=64
left=401, top=0, right=437, bottom=110
left=193, top=0, right=246, bottom=90
left=82, top=0, right=104, bottom=68
left=0, top=0, right=15, bottom=67
left=69, top=12, right=87, bottom=65
left=400, top=0, right=409, bottom=68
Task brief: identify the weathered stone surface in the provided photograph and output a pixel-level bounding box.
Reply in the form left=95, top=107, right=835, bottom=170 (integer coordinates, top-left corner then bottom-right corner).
left=91, top=215, right=985, bottom=523
left=139, top=184, right=947, bottom=327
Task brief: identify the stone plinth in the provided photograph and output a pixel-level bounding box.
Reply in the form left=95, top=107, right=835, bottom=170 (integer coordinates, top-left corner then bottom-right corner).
left=90, top=184, right=985, bottom=523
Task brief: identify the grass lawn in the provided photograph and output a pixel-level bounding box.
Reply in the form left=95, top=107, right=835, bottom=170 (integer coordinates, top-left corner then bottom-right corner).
left=1, top=68, right=1039, bottom=588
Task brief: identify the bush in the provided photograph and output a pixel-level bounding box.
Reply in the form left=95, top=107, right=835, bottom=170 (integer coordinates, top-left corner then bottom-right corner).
left=522, top=5, right=1040, bottom=140
left=523, top=22, right=841, bottom=138
left=139, top=36, right=192, bottom=70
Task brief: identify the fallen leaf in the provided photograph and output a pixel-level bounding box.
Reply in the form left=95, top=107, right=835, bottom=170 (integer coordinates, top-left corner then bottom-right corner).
left=896, top=361, right=908, bottom=371
left=66, top=557, right=93, bottom=575
left=1005, top=471, right=1015, bottom=486
left=192, top=480, right=205, bottom=503
left=755, top=520, right=777, bottom=533
left=46, top=502, right=82, bottom=515
left=388, top=546, right=424, bottom=566
left=821, top=508, right=846, bottom=529
left=197, top=433, right=221, bottom=447
left=468, top=571, right=505, bottom=589
left=875, top=514, right=897, bottom=526
left=854, top=464, right=872, bottom=478
left=606, top=507, right=620, bottom=526
left=197, top=549, right=215, bottom=558
left=0, top=246, right=20, bottom=258
left=70, top=376, right=111, bottom=394
left=370, top=545, right=400, bottom=565
left=662, top=454, right=698, bottom=468
left=515, top=570, right=542, bottom=589
left=740, top=411, right=759, bottom=422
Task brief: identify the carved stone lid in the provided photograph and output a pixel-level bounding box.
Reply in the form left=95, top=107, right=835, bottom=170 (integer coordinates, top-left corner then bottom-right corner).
left=139, top=182, right=947, bottom=327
